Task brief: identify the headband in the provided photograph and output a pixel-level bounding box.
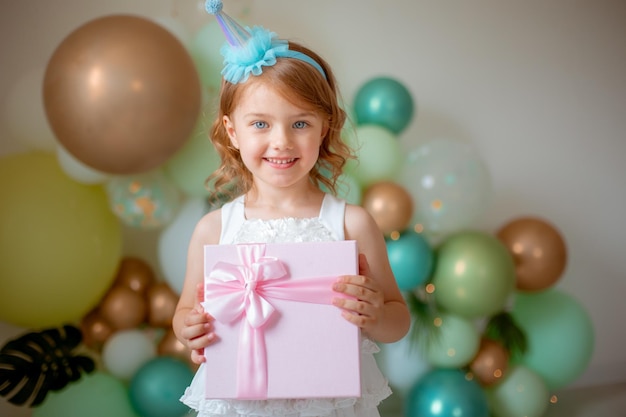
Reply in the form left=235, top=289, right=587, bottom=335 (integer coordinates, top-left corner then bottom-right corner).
left=205, top=0, right=327, bottom=84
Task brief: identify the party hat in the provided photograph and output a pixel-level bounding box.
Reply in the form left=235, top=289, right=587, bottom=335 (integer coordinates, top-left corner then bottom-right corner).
left=205, top=0, right=251, bottom=47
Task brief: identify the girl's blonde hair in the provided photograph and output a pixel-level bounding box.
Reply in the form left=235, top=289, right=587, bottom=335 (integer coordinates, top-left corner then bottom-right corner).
left=205, top=41, right=352, bottom=204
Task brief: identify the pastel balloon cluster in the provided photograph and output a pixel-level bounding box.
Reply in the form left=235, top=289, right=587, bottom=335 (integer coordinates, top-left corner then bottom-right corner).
left=379, top=219, right=593, bottom=417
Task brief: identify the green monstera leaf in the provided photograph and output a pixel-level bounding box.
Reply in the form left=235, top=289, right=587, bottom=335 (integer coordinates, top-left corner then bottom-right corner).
left=0, top=325, right=95, bottom=406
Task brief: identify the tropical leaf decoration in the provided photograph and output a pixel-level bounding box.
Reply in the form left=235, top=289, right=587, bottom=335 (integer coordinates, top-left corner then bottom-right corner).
left=484, top=311, right=528, bottom=359
left=0, top=325, right=95, bottom=407
left=406, top=289, right=441, bottom=351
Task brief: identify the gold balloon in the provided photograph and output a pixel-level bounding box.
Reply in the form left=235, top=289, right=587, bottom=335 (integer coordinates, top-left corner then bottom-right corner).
left=362, top=181, right=414, bottom=235
left=147, top=282, right=178, bottom=328
left=496, top=216, right=567, bottom=291
left=469, top=338, right=510, bottom=387
left=80, top=308, right=114, bottom=350
left=157, top=329, right=197, bottom=370
left=114, top=257, right=155, bottom=295
left=43, top=15, right=201, bottom=174
left=98, top=285, right=147, bottom=330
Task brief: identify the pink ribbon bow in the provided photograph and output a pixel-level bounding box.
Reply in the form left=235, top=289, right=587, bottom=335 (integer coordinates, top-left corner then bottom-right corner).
left=205, top=244, right=339, bottom=399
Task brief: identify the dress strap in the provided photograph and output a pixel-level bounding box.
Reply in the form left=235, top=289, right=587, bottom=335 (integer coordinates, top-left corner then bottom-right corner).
left=219, top=195, right=246, bottom=244
left=319, top=194, right=346, bottom=241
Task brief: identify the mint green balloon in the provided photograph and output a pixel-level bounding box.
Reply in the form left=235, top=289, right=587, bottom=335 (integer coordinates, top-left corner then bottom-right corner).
left=512, top=289, right=594, bottom=390
left=33, top=372, right=139, bottom=417
left=164, top=113, right=221, bottom=198
left=432, top=231, right=515, bottom=318
left=420, top=312, right=480, bottom=368
left=487, top=366, right=549, bottom=417
left=189, top=21, right=225, bottom=94
left=344, top=125, right=403, bottom=187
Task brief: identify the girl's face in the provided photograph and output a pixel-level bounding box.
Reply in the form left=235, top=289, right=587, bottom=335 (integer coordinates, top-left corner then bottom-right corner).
left=223, top=80, right=328, bottom=193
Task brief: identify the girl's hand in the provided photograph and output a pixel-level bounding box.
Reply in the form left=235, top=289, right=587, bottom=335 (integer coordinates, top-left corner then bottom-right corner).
left=180, top=283, right=217, bottom=364
left=332, top=254, right=385, bottom=335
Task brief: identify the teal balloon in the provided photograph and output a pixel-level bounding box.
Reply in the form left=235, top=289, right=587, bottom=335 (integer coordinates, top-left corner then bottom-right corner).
left=419, top=313, right=480, bottom=368
left=129, top=357, right=194, bottom=417
left=406, top=368, right=489, bottom=417
left=343, top=125, right=403, bottom=187
left=386, top=230, right=433, bottom=290
left=487, top=365, right=549, bottom=417
left=512, top=289, right=594, bottom=390
left=353, top=77, right=414, bottom=134
left=33, top=372, right=139, bottom=417
left=432, top=231, right=515, bottom=318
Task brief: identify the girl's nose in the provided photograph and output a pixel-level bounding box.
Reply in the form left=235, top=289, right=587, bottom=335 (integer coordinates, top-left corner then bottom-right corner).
left=270, top=127, right=293, bottom=149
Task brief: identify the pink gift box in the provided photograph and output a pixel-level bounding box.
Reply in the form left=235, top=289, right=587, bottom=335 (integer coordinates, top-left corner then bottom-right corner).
left=202, top=240, right=361, bottom=400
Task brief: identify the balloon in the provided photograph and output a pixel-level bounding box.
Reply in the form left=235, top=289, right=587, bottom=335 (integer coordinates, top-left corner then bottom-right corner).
left=163, top=111, right=221, bottom=198
left=32, top=371, right=139, bottom=417
left=158, top=329, right=196, bottom=369
left=190, top=20, right=235, bottom=95
left=496, top=216, right=567, bottom=291
left=378, top=328, right=431, bottom=396
left=487, top=365, right=550, bottom=417
left=43, top=15, right=201, bottom=174
left=0, top=152, right=122, bottom=328
left=431, top=231, right=515, bottom=318
left=386, top=230, right=434, bottom=290
left=129, top=357, right=194, bottom=417
left=114, top=257, right=156, bottom=295
left=406, top=368, right=489, bottom=417
left=401, top=138, right=492, bottom=234
left=511, top=289, right=594, bottom=390
left=146, top=282, right=179, bottom=328
left=469, top=338, right=510, bottom=387
left=419, top=313, right=480, bottom=368
left=158, top=198, right=212, bottom=294
left=344, top=125, right=403, bottom=187
left=57, top=145, right=109, bottom=184
left=2, top=67, right=57, bottom=151
left=106, top=170, right=182, bottom=229
left=353, top=77, right=415, bottom=135
left=362, top=181, right=414, bottom=236
left=99, top=285, right=147, bottom=330
left=321, top=172, right=362, bottom=205
left=102, top=329, right=157, bottom=381
left=80, top=309, right=115, bottom=350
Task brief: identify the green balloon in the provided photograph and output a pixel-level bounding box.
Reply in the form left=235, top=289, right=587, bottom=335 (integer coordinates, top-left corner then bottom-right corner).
left=487, top=366, right=549, bottom=417
left=0, top=152, right=122, bottom=327
left=432, top=231, right=515, bottom=318
left=343, top=125, right=403, bottom=187
left=189, top=21, right=225, bottom=94
left=420, top=312, right=480, bottom=368
left=164, top=112, right=221, bottom=198
left=33, top=372, right=139, bottom=417
left=353, top=77, right=415, bottom=135
left=512, top=289, right=594, bottom=390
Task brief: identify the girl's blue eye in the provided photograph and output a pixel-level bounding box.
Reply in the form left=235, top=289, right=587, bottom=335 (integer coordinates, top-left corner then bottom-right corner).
left=293, top=121, right=308, bottom=129
left=253, top=121, right=268, bottom=129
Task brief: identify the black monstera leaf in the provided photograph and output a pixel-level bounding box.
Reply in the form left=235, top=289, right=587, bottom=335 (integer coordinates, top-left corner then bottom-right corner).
left=0, top=325, right=95, bottom=407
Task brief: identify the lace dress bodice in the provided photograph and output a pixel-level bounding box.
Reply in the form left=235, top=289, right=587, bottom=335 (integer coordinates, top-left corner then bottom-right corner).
left=180, top=194, right=392, bottom=417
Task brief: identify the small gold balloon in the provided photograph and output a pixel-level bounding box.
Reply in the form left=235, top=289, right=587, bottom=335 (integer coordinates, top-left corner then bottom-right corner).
left=362, top=181, right=414, bottom=236
left=80, top=309, right=114, bottom=350
left=147, top=282, right=178, bottom=328
left=469, top=338, right=509, bottom=386
left=496, top=216, right=567, bottom=291
left=99, top=285, right=147, bottom=330
left=114, top=257, right=155, bottom=295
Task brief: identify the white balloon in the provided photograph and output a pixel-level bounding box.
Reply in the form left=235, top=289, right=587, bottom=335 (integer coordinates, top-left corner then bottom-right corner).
left=158, top=197, right=211, bottom=294
left=2, top=67, right=57, bottom=151
left=102, top=329, right=157, bottom=381
left=377, top=330, right=430, bottom=397
left=401, top=138, right=492, bottom=235
left=57, top=145, right=109, bottom=184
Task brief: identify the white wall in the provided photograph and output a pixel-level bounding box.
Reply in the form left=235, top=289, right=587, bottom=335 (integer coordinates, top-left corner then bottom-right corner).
left=1, top=0, right=625, bottom=414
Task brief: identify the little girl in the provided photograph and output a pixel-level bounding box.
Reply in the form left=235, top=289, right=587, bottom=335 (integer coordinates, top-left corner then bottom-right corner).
left=173, top=1, right=410, bottom=416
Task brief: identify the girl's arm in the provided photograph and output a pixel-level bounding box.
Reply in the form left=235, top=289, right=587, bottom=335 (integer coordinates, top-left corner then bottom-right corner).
left=172, top=209, right=222, bottom=363
left=334, top=204, right=411, bottom=343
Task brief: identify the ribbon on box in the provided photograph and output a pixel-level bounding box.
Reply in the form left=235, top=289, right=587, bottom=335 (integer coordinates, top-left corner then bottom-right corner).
left=205, top=243, right=340, bottom=399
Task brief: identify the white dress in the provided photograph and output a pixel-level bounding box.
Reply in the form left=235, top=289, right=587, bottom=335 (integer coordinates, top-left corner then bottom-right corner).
left=180, top=194, right=392, bottom=417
